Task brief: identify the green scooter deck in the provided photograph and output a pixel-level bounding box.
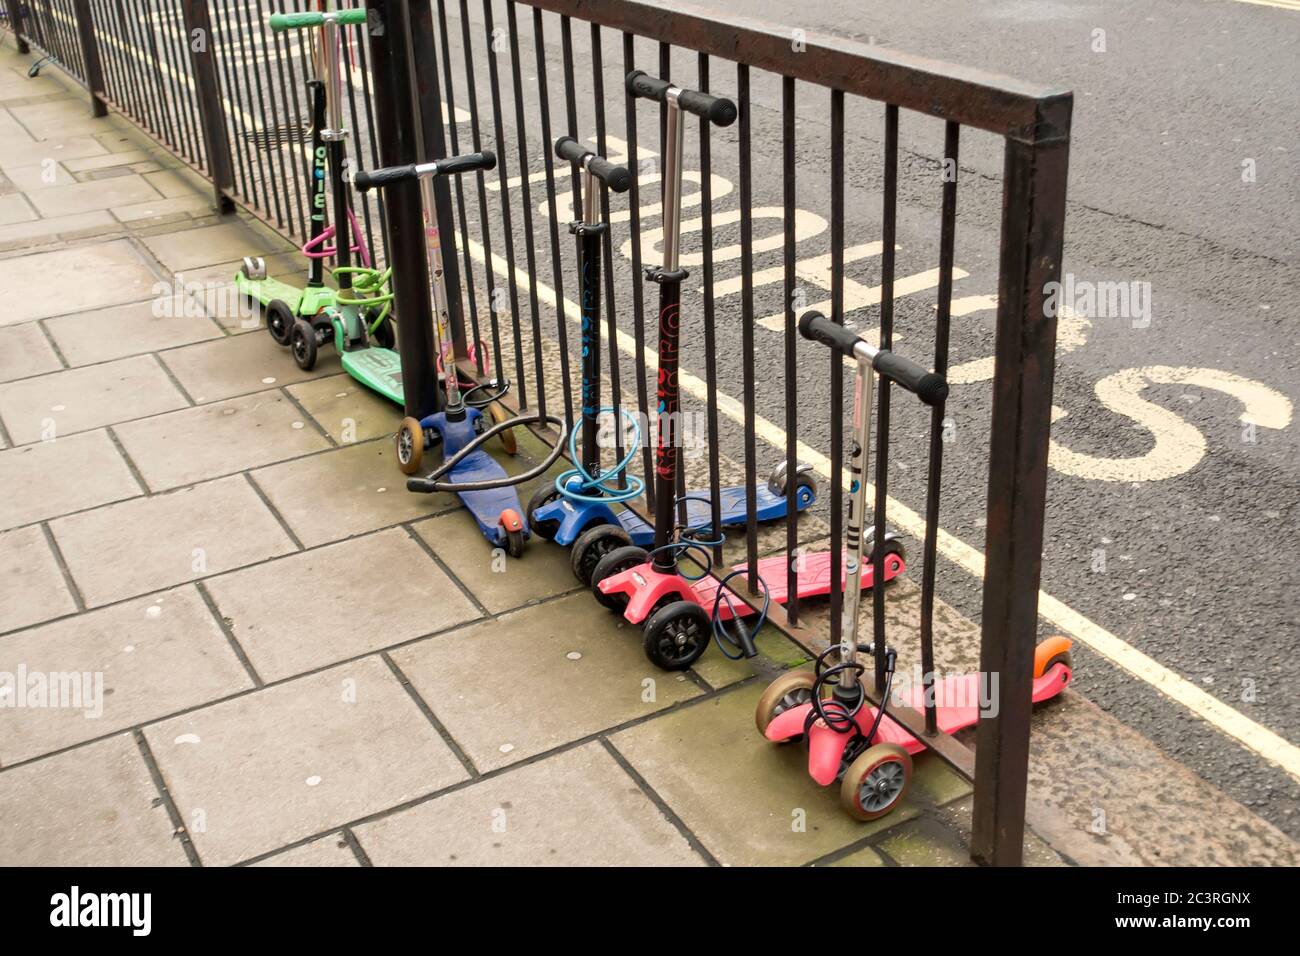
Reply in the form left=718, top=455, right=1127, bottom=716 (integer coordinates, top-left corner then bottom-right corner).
left=235, top=271, right=336, bottom=316
left=340, top=346, right=404, bottom=405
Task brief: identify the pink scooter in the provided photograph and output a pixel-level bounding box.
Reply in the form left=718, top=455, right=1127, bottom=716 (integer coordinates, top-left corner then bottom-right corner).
left=754, top=316, right=1073, bottom=820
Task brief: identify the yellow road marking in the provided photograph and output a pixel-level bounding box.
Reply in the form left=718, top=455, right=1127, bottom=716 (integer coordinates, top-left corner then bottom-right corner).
left=466, top=236, right=1300, bottom=782
left=1233, top=0, right=1300, bottom=11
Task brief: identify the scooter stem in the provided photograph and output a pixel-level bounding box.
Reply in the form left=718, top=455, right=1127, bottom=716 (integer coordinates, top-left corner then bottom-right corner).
left=578, top=162, right=603, bottom=477
left=839, top=349, right=876, bottom=699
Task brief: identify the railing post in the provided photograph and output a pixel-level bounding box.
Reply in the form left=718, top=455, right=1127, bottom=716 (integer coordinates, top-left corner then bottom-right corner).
left=971, top=95, right=1072, bottom=867
left=70, top=0, right=106, bottom=116
left=364, top=0, right=441, bottom=419
left=178, top=0, right=236, bottom=215
left=5, top=0, right=30, bottom=54
left=407, top=0, right=467, bottom=363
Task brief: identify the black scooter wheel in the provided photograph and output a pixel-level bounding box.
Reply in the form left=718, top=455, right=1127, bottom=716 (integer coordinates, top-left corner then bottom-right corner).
left=503, top=525, right=525, bottom=559
left=573, top=525, right=634, bottom=586
left=589, top=544, right=648, bottom=611
left=642, top=601, right=711, bottom=671
left=526, top=485, right=563, bottom=541
left=266, top=300, right=294, bottom=346
left=290, top=318, right=317, bottom=371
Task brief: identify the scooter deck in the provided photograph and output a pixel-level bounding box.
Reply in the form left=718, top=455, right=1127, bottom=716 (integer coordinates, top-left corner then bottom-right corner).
left=678, top=481, right=813, bottom=528
left=764, top=664, right=1073, bottom=786
left=236, top=272, right=335, bottom=315
left=340, top=346, right=403, bottom=405
left=692, top=548, right=906, bottom=621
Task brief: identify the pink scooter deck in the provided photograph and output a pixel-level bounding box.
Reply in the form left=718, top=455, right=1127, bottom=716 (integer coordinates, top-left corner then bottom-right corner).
left=598, top=549, right=906, bottom=625
left=764, top=662, right=1073, bottom=786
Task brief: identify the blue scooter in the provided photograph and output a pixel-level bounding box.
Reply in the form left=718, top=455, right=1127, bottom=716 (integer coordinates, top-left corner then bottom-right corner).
left=356, top=152, right=565, bottom=557
left=528, top=133, right=817, bottom=584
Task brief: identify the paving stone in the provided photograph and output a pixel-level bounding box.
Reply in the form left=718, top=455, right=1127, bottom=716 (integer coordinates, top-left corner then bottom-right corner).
left=610, top=681, right=921, bottom=866
left=160, top=331, right=334, bottom=402
left=0, top=321, right=62, bottom=383
left=112, top=194, right=212, bottom=223
left=50, top=474, right=297, bottom=607
left=0, top=191, right=35, bottom=224
left=145, top=656, right=469, bottom=866
left=0, top=210, right=118, bottom=247
left=0, top=239, right=159, bottom=324
left=0, top=524, right=77, bottom=633
left=3, top=161, right=77, bottom=191
left=0, top=134, right=107, bottom=169
left=27, top=175, right=163, bottom=218
left=63, top=150, right=152, bottom=173
left=252, top=833, right=359, bottom=867
left=391, top=592, right=703, bottom=773
left=0, top=353, right=188, bottom=444
left=205, top=528, right=479, bottom=682
left=0, top=429, right=140, bottom=531
left=0, top=734, right=186, bottom=866
left=43, top=296, right=223, bottom=367
left=251, top=439, right=454, bottom=548
left=411, top=509, right=580, bottom=615
left=114, top=389, right=330, bottom=492
left=140, top=221, right=282, bottom=273
left=356, top=742, right=702, bottom=866
left=286, top=373, right=403, bottom=444
left=824, top=845, right=888, bottom=866
left=0, top=586, right=252, bottom=764
left=142, top=170, right=197, bottom=199
left=877, top=816, right=975, bottom=867
left=6, top=101, right=113, bottom=139
left=93, top=130, right=140, bottom=154
left=171, top=254, right=303, bottom=333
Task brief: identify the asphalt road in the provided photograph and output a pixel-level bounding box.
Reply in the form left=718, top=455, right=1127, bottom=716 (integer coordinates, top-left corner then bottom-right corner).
left=62, top=0, right=1299, bottom=834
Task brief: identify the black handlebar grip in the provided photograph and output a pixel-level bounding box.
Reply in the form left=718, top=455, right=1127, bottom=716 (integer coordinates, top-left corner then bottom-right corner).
left=436, top=150, right=496, bottom=178
left=406, top=476, right=437, bottom=493
left=873, top=351, right=949, bottom=406
left=353, top=164, right=417, bottom=193
left=798, top=310, right=860, bottom=357
left=553, top=137, right=631, bottom=193
left=625, top=70, right=736, bottom=127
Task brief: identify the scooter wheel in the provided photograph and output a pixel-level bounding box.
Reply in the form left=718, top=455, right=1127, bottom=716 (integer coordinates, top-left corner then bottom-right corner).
left=642, top=601, right=711, bottom=671
left=574, top=526, right=634, bottom=587
left=290, top=318, right=317, bottom=371
left=489, top=402, right=518, bottom=456
left=526, top=485, right=563, bottom=541
left=589, top=544, right=648, bottom=611
left=1033, top=635, right=1074, bottom=685
left=840, top=743, right=912, bottom=821
left=396, top=417, right=424, bottom=475
left=266, top=300, right=294, bottom=346
left=503, top=524, right=525, bottom=559
left=754, top=670, right=819, bottom=737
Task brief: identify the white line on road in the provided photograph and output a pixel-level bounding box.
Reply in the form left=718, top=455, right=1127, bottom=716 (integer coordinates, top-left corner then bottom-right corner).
left=465, top=236, right=1300, bottom=782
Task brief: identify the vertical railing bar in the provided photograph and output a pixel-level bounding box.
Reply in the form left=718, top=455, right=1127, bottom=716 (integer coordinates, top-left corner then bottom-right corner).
left=480, top=0, right=527, bottom=406
left=153, top=4, right=190, bottom=159
left=697, top=51, right=722, bottom=566
left=339, top=7, right=373, bottom=251
left=270, top=0, right=307, bottom=238
left=179, top=0, right=237, bottom=208
left=229, top=0, right=271, bottom=216
left=506, top=0, right=545, bottom=416
left=283, top=0, right=314, bottom=238
left=871, top=102, right=899, bottom=694
left=107, top=0, right=142, bottom=123
left=621, top=31, right=653, bottom=513
left=262, top=0, right=303, bottom=232
left=124, top=0, right=163, bottom=135
left=533, top=6, right=572, bottom=421
left=177, top=3, right=210, bottom=168
left=238, top=0, right=285, bottom=227
left=352, top=4, right=389, bottom=262
left=458, top=0, right=504, bottom=380
left=139, top=1, right=177, bottom=148
left=212, top=0, right=258, bottom=210
left=70, top=0, right=104, bottom=112
left=782, top=74, right=799, bottom=625
left=559, top=16, right=579, bottom=220
left=257, top=0, right=295, bottom=232
left=828, top=88, right=845, bottom=663
left=167, top=2, right=204, bottom=168
left=47, top=0, right=75, bottom=81
left=590, top=22, right=623, bottom=486
left=737, top=62, right=759, bottom=588
left=919, top=119, right=960, bottom=734
left=90, top=0, right=121, bottom=106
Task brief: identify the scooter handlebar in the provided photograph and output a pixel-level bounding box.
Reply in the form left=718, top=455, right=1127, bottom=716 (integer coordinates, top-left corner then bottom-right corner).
left=353, top=151, right=496, bottom=192
left=799, top=311, right=948, bottom=406
left=553, top=137, right=631, bottom=193
left=625, top=70, right=737, bottom=127
left=268, top=8, right=368, bottom=32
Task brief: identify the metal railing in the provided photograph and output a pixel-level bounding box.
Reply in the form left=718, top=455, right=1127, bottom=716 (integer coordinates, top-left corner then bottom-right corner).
left=4, top=0, right=1071, bottom=866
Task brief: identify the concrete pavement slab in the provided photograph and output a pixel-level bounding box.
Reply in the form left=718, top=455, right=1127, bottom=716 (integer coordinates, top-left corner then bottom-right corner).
left=0, top=321, right=62, bottom=383
left=114, top=389, right=330, bottom=492
left=0, top=734, right=186, bottom=866
left=27, top=175, right=162, bottom=218
left=140, top=221, right=290, bottom=274
left=0, top=428, right=141, bottom=531
left=0, top=239, right=159, bottom=324
left=285, top=373, right=403, bottom=444
left=0, top=209, right=119, bottom=248
left=252, top=834, right=360, bottom=867
left=389, top=592, right=704, bottom=774
left=250, top=439, right=455, bottom=548
left=0, top=353, right=188, bottom=445
left=355, top=742, right=702, bottom=866
left=0, top=191, right=35, bottom=224
left=0, top=524, right=77, bottom=633
left=43, top=297, right=223, bottom=367
left=204, top=528, right=479, bottom=682
left=49, top=474, right=297, bottom=607
left=0, top=585, right=253, bottom=764
left=159, top=331, right=334, bottom=403
left=145, top=656, right=469, bottom=866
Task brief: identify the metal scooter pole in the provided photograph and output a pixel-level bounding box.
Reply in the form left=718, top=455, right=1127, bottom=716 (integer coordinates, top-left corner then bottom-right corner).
left=838, top=349, right=875, bottom=703
left=577, top=160, right=603, bottom=479
left=418, top=172, right=464, bottom=416
left=319, top=10, right=353, bottom=294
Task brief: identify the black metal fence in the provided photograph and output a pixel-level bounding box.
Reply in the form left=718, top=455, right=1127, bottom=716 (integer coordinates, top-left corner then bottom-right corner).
left=3, top=0, right=1071, bottom=866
